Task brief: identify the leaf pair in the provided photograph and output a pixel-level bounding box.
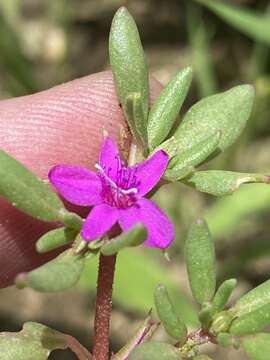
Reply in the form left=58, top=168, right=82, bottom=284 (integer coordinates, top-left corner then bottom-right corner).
left=161, top=84, right=255, bottom=182
left=16, top=224, right=147, bottom=293
left=109, top=7, right=193, bottom=152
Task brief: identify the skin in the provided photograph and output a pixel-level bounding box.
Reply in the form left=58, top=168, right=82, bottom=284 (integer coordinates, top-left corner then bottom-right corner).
left=0, top=70, right=161, bottom=288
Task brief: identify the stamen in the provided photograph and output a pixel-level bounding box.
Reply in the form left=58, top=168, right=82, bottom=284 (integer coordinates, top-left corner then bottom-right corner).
left=95, top=162, right=138, bottom=208
left=95, top=163, right=102, bottom=171
left=121, top=188, right=138, bottom=195
left=95, top=163, right=117, bottom=188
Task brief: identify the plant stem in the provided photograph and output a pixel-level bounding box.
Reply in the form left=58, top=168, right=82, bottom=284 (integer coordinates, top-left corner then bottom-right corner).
left=92, top=254, right=117, bottom=360
left=65, top=335, right=93, bottom=360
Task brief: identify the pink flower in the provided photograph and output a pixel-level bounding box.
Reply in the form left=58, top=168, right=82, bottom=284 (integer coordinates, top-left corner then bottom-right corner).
left=49, top=138, right=174, bottom=248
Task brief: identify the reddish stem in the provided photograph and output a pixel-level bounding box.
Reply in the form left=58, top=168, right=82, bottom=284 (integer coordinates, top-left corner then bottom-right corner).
left=92, top=254, right=117, bottom=360
left=65, top=335, right=93, bottom=360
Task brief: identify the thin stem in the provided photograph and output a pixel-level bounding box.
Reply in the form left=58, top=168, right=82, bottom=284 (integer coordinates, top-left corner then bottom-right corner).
left=65, top=335, right=93, bottom=360
left=92, top=254, right=117, bottom=360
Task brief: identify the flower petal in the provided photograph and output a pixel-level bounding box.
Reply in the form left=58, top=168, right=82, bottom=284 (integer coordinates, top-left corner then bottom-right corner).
left=49, top=165, right=102, bottom=206
left=132, top=150, right=169, bottom=197
left=99, top=137, right=122, bottom=181
left=119, top=199, right=174, bottom=248
left=82, top=204, right=119, bottom=241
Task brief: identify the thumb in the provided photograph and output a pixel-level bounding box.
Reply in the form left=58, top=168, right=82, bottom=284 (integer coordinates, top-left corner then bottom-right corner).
left=0, top=70, right=162, bottom=288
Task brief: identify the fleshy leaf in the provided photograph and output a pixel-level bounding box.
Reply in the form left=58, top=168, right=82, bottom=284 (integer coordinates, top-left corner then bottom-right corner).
left=36, top=227, right=78, bottom=253
left=196, top=0, right=270, bottom=45
left=231, top=279, right=270, bottom=317
left=164, top=131, right=220, bottom=180
left=209, top=310, right=234, bottom=335
left=184, top=170, right=270, bottom=197
left=58, top=210, right=83, bottom=231
left=229, top=303, right=270, bottom=336
left=185, top=219, right=216, bottom=304
left=198, top=302, right=214, bottom=327
left=154, top=284, right=187, bottom=342
left=0, top=322, right=67, bottom=360
left=168, top=131, right=220, bottom=169
left=125, top=92, right=148, bottom=145
left=16, top=250, right=85, bottom=292
left=217, top=333, right=239, bottom=349
left=242, top=333, right=270, bottom=360
left=129, top=342, right=182, bottom=360
left=212, top=279, right=237, bottom=313
left=147, top=67, right=193, bottom=151
left=162, top=85, right=254, bottom=157
left=109, top=7, right=149, bottom=145
left=0, top=150, right=65, bottom=221
left=163, top=167, right=194, bottom=183
left=112, top=314, right=158, bottom=360
left=101, top=224, right=147, bottom=256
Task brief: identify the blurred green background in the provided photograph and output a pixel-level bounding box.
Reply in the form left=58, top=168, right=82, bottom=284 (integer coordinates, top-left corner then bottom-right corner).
left=0, top=0, right=270, bottom=359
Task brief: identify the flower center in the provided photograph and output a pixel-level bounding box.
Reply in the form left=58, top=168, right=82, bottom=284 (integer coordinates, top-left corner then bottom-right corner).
left=95, top=163, right=138, bottom=209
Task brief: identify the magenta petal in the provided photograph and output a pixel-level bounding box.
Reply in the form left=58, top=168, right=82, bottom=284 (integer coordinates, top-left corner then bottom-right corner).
left=49, top=165, right=102, bottom=206
left=99, top=137, right=121, bottom=181
left=82, top=204, right=119, bottom=241
left=131, top=150, right=169, bottom=197
left=119, top=199, right=174, bottom=249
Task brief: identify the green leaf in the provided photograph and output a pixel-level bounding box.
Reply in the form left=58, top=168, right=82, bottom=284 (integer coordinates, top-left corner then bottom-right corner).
left=0, top=322, right=67, bottom=360
left=196, top=0, right=270, bottom=45
left=147, top=67, right=193, bottom=151
left=101, top=224, right=147, bottom=256
left=129, top=342, right=182, bottom=360
left=59, top=210, right=83, bottom=231
left=212, top=279, right=237, bottom=313
left=163, top=167, right=194, bottom=183
left=231, top=279, right=270, bottom=318
left=166, top=85, right=254, bottom=156
left=80, top=248, right=198, bottom=326
left=184, top=171, right=270, bottom=197
left=217, top=333, right=239, bottom=349
left=112, top=314, right=158, bottom=360
left=154, top=284, right=187, bottom=342
left=36, top=227, right=78, bottom=253
left=164, top=131, right=221, bottom=181
left=242, top=333, right=270, bottom=360
left=209, top=310, right=234, bottom=335
left=109, top=7, right=149, bottom=145
left=229, top=303, right=270, bottom=336
left=198, top=302, right=214, bottom=327
left=0, top=150, right=65, bottom=221
left=18, top=250, right=85, bottom=292
left=125, top=92, right=148, bottom=145
left=185, top=219, right=216, bottom=304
